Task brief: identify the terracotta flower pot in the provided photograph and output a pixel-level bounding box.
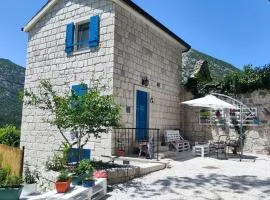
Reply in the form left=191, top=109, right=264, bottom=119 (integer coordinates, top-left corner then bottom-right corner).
left=55, top=180, right=71, bottom=193
left=93, top=170, right=108, bottom=179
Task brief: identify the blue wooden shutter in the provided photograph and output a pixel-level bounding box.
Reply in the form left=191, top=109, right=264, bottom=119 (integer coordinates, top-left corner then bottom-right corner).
left=89, top=15, right=100, bottom=48
left=65, top=23, right=75, bottom=53
left=72, top=84, right=87, bottom=96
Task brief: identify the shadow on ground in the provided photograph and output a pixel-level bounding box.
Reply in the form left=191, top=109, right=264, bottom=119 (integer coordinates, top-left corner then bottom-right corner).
left=109, top=173, right=270, bottom=199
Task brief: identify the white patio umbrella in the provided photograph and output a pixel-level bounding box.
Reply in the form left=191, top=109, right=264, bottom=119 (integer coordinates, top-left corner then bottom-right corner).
left=181, top=95, right=236, bottom=109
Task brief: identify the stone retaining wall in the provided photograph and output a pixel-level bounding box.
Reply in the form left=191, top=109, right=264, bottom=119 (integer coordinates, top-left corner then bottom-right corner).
left=182, top=90, right=270, bottom=154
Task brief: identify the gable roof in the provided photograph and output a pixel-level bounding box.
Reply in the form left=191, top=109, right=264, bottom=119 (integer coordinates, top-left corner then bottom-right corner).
left=23, top=0, right=191, bottom=51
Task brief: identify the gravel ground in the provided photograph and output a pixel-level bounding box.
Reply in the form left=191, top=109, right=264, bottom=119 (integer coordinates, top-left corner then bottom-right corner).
left=105, top=153, right=270, bottom=200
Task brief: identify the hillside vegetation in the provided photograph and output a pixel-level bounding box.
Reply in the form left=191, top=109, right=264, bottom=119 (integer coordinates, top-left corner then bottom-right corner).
left=0, top=58, right=25, bottom=127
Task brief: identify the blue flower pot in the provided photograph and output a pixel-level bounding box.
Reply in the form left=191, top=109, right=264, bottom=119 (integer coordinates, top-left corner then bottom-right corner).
left=71, top=176, right=80, bottom=186
left=82, top=180, right=95, bottom=188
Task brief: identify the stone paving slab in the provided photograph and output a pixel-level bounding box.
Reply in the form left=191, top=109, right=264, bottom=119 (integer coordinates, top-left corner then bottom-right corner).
left=106, top=153, right=270, bottom=200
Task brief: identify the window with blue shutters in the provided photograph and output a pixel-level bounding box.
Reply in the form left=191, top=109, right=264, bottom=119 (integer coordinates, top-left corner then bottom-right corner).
left=65, top=23, right=75, bottom=53
left=65, top=15, right=100, bottom=53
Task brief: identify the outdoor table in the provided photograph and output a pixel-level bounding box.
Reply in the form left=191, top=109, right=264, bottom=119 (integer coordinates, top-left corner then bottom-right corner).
left=193, top=144, right=210, bottom=157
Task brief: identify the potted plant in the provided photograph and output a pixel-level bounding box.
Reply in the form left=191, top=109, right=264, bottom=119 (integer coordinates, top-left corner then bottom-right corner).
left=93, top=170, right=108, bottom=179
left=0, top=167, right=23, bottom=200
left=75, top=160, right=95, bottom=187
left=21, top=166, right=39, bottom=196
left=55, top=171, right=71, bottom=193
left=70, top=172, right=80, bottom=186
left=82, top=177, right=95, bottom=188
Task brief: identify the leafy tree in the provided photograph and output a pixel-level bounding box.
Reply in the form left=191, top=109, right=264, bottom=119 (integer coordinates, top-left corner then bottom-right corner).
left=24, top=80, right=121, bottom=160
left=185, top=63, right=270, bottom=97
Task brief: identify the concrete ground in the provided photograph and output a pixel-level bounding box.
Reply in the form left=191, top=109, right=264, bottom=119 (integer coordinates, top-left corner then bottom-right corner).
left=105, top=152, right=270, bottom=200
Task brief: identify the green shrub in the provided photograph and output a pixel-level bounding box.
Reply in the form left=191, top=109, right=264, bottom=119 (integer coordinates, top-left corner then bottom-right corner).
left=24, top=165, right=39, bottom=184
left=45, top=153, right=66, bottom=172
left=5, top=174, right=23, bottom=187
left=75, top=160, right=94, bottom=178
left=0, top=168, right=9, bottom=185
left=0, top=166, right=23, bottom=187
left=0, top=125, right=20, bottom=147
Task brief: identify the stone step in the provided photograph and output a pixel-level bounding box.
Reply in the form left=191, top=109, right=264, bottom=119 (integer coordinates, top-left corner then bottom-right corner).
left=156, top=151, right=178, bottom=159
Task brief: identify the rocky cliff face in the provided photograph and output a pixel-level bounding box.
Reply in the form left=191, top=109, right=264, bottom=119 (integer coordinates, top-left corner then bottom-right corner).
left=182, top=49, right=240, bottom=84
left=0, top=58, right=25, bottom=127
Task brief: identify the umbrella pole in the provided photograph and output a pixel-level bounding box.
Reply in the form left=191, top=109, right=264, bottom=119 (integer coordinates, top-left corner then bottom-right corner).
left=240, top=104, right=243, bottom=161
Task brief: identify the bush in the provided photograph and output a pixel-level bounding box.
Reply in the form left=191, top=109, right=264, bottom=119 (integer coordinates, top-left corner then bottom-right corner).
left=0, top=125, right=20, bottom=147
left=0, top=166, right=23, bottom=187
left=45, top=153, right=66, bottom=172
left=75, top=160, right=94, bottom=178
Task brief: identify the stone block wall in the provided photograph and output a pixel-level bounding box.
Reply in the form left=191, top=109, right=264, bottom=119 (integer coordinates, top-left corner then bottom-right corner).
left=182, top=90, right=270, bottom=154
left=235, top=90, right=270, bottom=154
left=21, top=0, right=116, bottom=168
left=113, top=4, right=183, bottom=144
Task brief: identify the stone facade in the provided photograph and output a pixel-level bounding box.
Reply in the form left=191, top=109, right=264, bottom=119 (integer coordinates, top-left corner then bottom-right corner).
left=21, top=0, right=116, bottom=168
left=21, top=0, right=186, bottom=169
left=113, top=4, right=183, bottom=137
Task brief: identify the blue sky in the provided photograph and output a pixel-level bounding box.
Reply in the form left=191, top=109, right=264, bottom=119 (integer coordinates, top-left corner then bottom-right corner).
left=0, top=0, right=269, bottom=69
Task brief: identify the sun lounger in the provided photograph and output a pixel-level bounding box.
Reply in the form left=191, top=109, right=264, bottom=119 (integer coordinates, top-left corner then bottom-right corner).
left=164, top=130, right=190, bottom=152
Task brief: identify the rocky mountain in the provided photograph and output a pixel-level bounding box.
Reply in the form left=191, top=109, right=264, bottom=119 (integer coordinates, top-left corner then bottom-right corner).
left=182, top=49, right=240, bottom=84
left=0, top=59, right=25, bottom=128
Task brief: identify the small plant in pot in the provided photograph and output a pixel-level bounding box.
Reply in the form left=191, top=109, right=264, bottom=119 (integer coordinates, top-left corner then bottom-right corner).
left=21, top=166, right=39, bottom=196
left=55, top=171, right=71, bottom=193
left=75, top=160, right=95, bottom=187
left=0, top=167, right=24, bottom=200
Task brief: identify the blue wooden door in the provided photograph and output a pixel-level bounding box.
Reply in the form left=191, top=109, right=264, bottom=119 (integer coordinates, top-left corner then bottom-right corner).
left=136, top=90, right=149, bottom=141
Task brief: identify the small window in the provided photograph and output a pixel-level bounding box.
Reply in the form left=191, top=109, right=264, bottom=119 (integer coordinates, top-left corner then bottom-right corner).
left=76, top=22, right=89, bottom=51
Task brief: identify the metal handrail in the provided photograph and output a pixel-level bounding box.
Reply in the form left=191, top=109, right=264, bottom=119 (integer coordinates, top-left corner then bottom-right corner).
left=113, top=128, right=160, bottom=161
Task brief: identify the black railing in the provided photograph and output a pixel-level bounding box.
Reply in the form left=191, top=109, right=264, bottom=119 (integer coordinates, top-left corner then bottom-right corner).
left=113, top=128, right=160, bottom=161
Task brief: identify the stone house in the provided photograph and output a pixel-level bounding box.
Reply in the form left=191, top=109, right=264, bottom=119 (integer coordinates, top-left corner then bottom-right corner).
left=21, top=0, right=191, bottom=167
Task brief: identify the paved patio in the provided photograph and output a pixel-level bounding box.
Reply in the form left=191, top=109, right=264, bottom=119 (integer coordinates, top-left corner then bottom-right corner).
left=105, top=152, right=270, bottom=200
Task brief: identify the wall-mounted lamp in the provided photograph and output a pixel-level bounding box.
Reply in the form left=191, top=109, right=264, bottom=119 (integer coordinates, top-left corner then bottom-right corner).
left=150, top=97, right=154, bottom=103
left=142, top=77, right=149, bottom=87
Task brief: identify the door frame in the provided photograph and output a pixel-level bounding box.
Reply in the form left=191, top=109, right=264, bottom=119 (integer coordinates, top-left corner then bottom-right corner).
left=133, top=85, right=151, bottom=130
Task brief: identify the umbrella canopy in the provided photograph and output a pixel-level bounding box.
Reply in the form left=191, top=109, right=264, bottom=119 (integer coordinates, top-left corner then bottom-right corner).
left=181, top=95, right=236, bottom=109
